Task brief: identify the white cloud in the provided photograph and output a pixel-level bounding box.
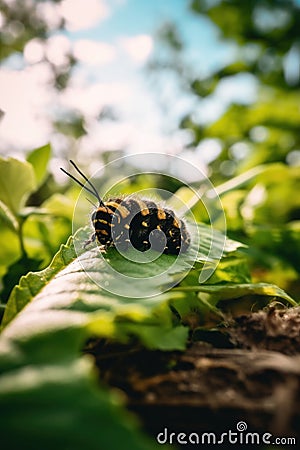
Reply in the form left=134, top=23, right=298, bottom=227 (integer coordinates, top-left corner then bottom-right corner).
left=120, top=34, right=153, bottom=64
left=0, top=66, right=53, bottom=151
left=78, top=121, right=135, bottom=154
left=45, top=35, right=71, bottom=66
left=60, top=81, right=131, bottom=117
left=73, top=40, right=116, bottom=66
left=24, top=38, right=45, bottom=64
left=36, top=1, right=62, bottom=30
left=216, top=73, right=258, bottom=104
left=60, top=0, right=110, bottom=31
left=195, top=138, right=223, bottom=164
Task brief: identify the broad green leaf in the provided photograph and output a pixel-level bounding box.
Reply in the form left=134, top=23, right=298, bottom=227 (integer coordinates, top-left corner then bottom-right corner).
left=2, top=219, right=295, bottom=349
left=0, top=313, right=156, bottom=450
left=0, top=157, right=36, bottom=217
left=194, top=283, right=297, bottom=307
left=1, top=224, right=192, bottom=349
left=27, top=144, right=51, bottom=186
left=42, top=193, right=75, bottom=220
left=2, top=222, right=244, bottom=332
left=0, top=359, right=156, bottom=450
left=170, top=282, right=297, bottom=328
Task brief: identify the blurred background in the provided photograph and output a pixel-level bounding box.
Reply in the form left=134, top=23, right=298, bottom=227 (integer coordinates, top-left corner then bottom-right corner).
left=0, top=0, right=246, bottom=165
left=0, top=0, right=299, bottom=303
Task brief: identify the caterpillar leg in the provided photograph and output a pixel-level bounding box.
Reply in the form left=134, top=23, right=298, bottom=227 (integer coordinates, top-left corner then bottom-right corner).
left=84, top=233, right=96, bottom=249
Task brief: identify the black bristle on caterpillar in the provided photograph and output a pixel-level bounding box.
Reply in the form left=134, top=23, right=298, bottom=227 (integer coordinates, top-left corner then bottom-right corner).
left=60, top=160, right=190, bottom=255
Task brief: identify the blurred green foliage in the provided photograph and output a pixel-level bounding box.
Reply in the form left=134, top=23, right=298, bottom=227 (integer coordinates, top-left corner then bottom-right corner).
left=0, top=0, right=74, bottom=88
left=148, top=0, right=300, bottom=298
left=0, top=147, right=76, bottom=304
left=184, top=0, right=300, bottom=173
left=0, top=0, right=90, bottom=145
left=0, top=150, right=187, bottom=306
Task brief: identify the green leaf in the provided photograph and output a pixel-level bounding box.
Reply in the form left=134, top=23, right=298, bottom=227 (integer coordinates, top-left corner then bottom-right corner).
left=204, top=256, right=252, bottom=284
left=1, top=224, right=193, bottom=349
left=0, top=358, right=156, bottom=450
left=41, top=193, right=75, bottom=219
left=170, top=282, right=297, bottom=329
left=0, top=157, right=36, bottom=217
left=194, top=283, right=297, bottom=307
left=1, top=255, right=42, bottom=303
left=27, top=144, right=51, bottom=186
left=0, top=199, right=18, bottom=231
left=0, top=227, right=19, bottom=274
left=0, top=310, right=156, bottom=450
left=2, top=222, right=243, bottom=333
left=0, top=229, right=81, bottom=329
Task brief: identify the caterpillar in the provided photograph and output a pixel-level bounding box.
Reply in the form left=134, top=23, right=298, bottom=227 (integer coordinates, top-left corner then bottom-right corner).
left=60, top=160, right=190, bottom=255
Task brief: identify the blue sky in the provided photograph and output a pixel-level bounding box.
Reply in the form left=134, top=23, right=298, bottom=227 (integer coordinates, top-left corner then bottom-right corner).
left=0, top=0, right=259, bottom=158
left=72, top=1, right=204, bottom=40
left=60, top=0, right=238, bottom=158
left=68, top=0, right=231, bottom=77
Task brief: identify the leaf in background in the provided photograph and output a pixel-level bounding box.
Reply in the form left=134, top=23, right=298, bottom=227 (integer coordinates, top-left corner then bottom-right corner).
left=0, top=228, right=19, bottom=278
left=0, top=229, right=180, bottom=449
left=0, top=229, right=81, bottom=329
left=170, top=282, right=297, bottom=329
left=26, top=144, right=51, bottom=187
left=0, top=157, right=36, bottom=217
left=42, top=193, right=75, bottom=219
left=238, top=164, right=299, bottom=226
left=200, top=255, right=251, bottom=285
left=1, top=255, right=42, bottom=303
left=0, top=311, right=156, bottom=450
left=0, top=359, right=156, bottom=450
left=0, top=199, right=18, bottom=231
left=196, top=283, right=297, bottom=307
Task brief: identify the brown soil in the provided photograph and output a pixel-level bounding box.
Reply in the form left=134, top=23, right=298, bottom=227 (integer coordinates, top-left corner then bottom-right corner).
left=86, top=306, right=300, bottom=449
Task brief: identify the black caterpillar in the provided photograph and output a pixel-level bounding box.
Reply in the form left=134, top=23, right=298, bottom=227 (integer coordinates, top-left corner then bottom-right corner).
left=60, top=160, right=190, bottom=255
